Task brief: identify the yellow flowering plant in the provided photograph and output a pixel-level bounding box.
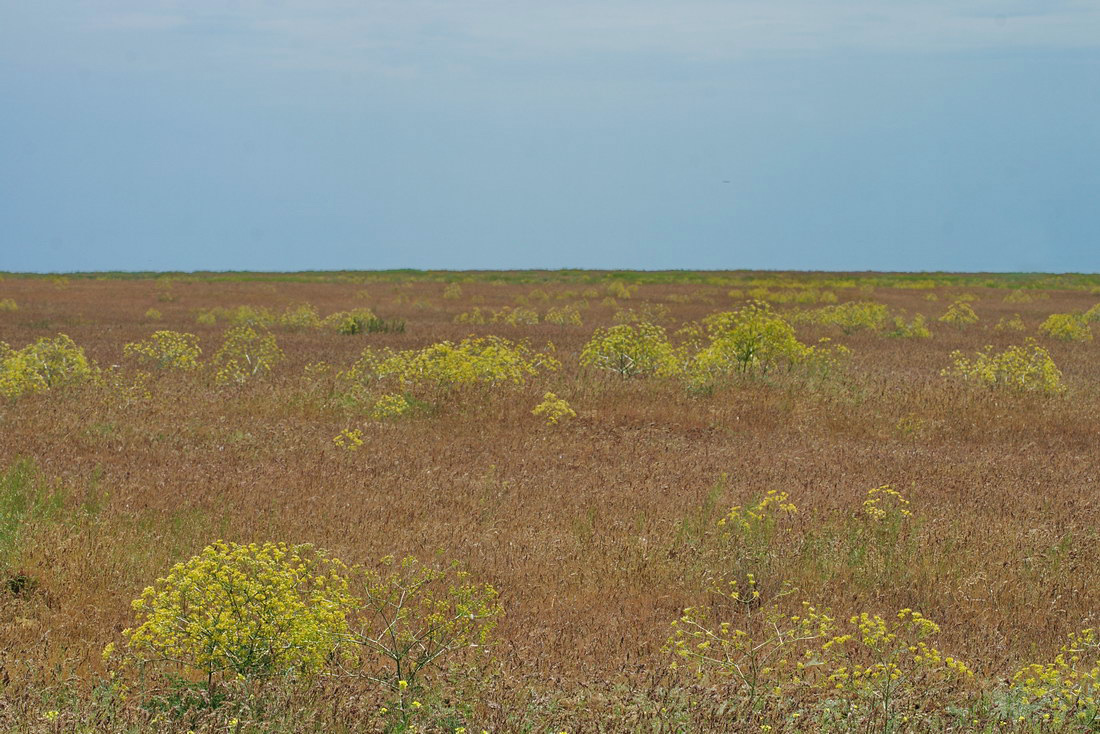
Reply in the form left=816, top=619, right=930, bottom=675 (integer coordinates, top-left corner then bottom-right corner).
left=370, top=393, right=412, bottom=420
left=580, top=322, right=683, bottom=378
left=942, top=339, right=1064, bottom=394
left=0, top=334, right=97, bottom=399
left=938, top=301, right=979, bottom=329
left=1003, top=627, right=1099, bottom=728
left=211, top=326, right=285, bottom=385
left=532, top=392, right=576, bottom=425
left=123, top=331, right=202, bottom=370
left=1039, top=313, right=1092, bottom=342
left=123, top=541, right=356, bottom=689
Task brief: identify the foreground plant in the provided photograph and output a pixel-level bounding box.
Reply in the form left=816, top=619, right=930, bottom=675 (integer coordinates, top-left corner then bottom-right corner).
left=1001, top=627, right=1100, bottom=728
left=0, top=334, right=97, bottom=398
left=123, top=541, right=356, bottom=691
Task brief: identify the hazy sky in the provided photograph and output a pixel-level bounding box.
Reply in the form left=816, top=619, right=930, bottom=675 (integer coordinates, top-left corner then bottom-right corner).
left=2, top=1, right=1098, bottom=272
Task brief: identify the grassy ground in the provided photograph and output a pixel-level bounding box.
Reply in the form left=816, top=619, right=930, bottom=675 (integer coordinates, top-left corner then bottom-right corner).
left=0, top=271, right=1098, bottom=732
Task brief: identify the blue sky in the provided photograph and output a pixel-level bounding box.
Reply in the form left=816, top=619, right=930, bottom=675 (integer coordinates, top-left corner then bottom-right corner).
left=1, top=1, right=1098, bottom=272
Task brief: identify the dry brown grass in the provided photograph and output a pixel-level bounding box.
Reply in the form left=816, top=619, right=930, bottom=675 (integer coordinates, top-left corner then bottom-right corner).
left=0, top=272, right=1098, bottom=731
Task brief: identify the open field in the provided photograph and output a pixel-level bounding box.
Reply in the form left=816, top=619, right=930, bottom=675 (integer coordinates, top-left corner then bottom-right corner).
left=1, top=271, right=1098, bottom=732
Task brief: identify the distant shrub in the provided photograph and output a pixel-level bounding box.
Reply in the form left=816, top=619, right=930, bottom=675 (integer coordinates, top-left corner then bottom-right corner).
left=544, top=304, right=583, bottom=326
left=124, top=541, right=355, bottom=685
left=580, top=322, right=682, bottom=378
left=143, top=308, right=162, bottom=321
left=0, top=334, right=97, bottom=399
left=994, top=315, right=1027, bottom=332
left=1039, top=313, right=1092, bottom=342
left=229, top=305, right=277, bottom=328
left=943, top=339, right=1064, bottom=393
left=803, top=301, right=889, bottom=333
left=346, top=337, right=558, bottom=390
left=685, top=302, right=845, bottom=385
left=938, top=301, right=979, bottom=329
left=442, top=283, right=463, bottom=300
left=491, top=306, right=539, bottom=326
left=322, top=308, right=377, bottom=335
left=886, top=314, right=931, bottom=338
left=1004, top=289, right=1039, bottom=304
left=278, top=303, right=322, bottom=331
left=0, top=298, right=17, bottom=312
left=613, top=303, right=670, bottom=324
left=212, top=326, right=284, bottom=385
left=123, top=330, right=202, bottom=370
left=454, top=307, right=488, bottom=325
left=605, top=281, right=636, bottom=300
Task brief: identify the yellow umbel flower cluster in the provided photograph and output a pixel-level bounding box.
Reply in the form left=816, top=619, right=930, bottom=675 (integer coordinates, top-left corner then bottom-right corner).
left=943, top=339, right=1065, bottom=394
left=124, top=541, right=355, bottom=681
left=212, top=326, right=285, bottom=385
left=1039, top=313, right=1092, bottom=342
left=938, top=300, right=979, bottom=329
left=861, top=485, right=912, bottom=522
left=532, top=392, right=576, bottom=425
left=718, top=489, right=798, bottom=536
left=346, top=336, right=559, bottom=390
left=1010, top=628, right=1099, bottom=726
left=0, top=334, right=97, bottom=399
left=370, top=393, right=412, bottom=420
left=798, top=301, right=889, bottom=334
left=580, top=322, right=683, bottom=378
left=333, top=428, right=364, bottom=450
left=123, top=330, right=202, bottom=370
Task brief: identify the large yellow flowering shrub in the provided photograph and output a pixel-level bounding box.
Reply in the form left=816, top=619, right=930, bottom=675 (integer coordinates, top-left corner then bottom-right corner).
left=345, top=336, right=558, bottom=390
left=800, top=301, right=889, bottom=333
left=123, top=330, right=202, bottom=370
left=124, top=541, right=356, bottom=683
left=211, top=326, right=285, bottom=385
left=0, top=334, right=97, bottom=399
left=1039, top=313, right=1092, bottom=342
left=580, top=322, right=682, bottom=378
left=943, top=339, right=1064, bottom=394
left=938, top=301, right=979, bottom=329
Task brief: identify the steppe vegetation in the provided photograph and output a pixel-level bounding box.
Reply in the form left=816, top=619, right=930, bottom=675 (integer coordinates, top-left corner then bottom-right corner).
left=0, top=270, right=1099, bottom=732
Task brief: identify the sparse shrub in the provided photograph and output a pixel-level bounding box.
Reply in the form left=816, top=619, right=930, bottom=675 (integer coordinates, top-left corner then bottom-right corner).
left=1001, top=627, right=1099, bottom=728
left=346, top=337, right=558, bottom=390
left=212, top=326, right=284, bottom=385
left=1040, top=313, right=1092, bottom=342
left=805, top=301, right=889, bottom=333
left=0, top=298, right=17, bottom=312
left=0, top=334, right=97, bottom=398
left=685, top=302, right=844, bottom=385
left=370, top=393, right=412, bottom=420
left=442, top=283, right=463, bottom=300
left=994, top=314, right=1027, bottom=332
left=580, top=322, right=682, bottom=378
left=454, top=307, right=488, bottom=325
left=123, top=330, right=202, bottom=370
left=886, top=313, right=931, bottom=338
left=613, top=303, right=669, bottom=324
left=123, top=541, right=356, bottom=686
left=1004, top=289, right=1036, bottom=304
left=323, top=308, right=378, bottom=335
left=532, top=392, right=576, bottom=425
left=605, top=281, right=636, bottom=299
left=229, top=305, right=276, bottom=328
left=278, top=303, right=322, bottom=331
left=196, top=309, right=218, bottom=326
left=1084, top=303, right=1100, bottom=323
left=943, top=339, right=1064, bottom=393
left=491, top=306, right=539, bottom=326
left=346, top=555, right=502, bottom=690
left=144, top=308, right=162, bottom=321
left=544, top=304, right=583, bottom=326
left=938, top=301, right=979, bottom=329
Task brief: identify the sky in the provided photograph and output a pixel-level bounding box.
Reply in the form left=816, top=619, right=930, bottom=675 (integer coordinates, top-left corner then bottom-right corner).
left=1, top=1, right=1098, bottom=273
